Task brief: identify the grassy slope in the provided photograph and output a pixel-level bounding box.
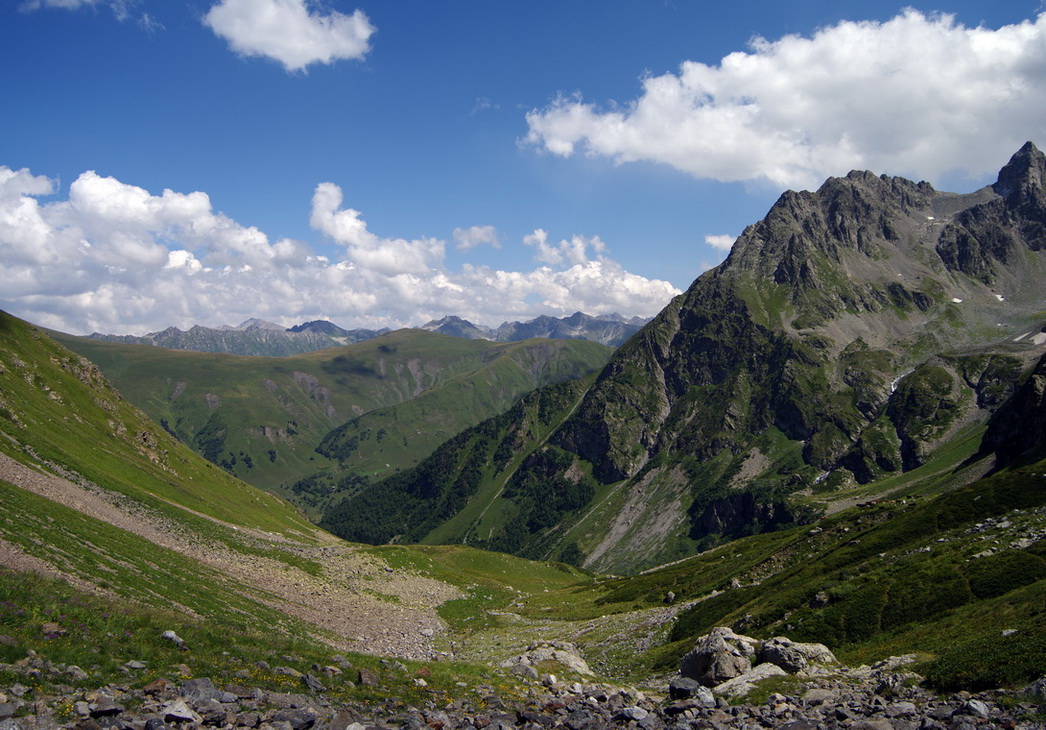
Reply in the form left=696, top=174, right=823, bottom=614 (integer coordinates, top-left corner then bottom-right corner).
left=53, top=330, right=610, bottom=505
left=1, top=312, right=314, bottom=536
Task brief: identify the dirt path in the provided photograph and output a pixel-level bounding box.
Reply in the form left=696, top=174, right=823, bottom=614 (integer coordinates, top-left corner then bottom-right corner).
left=0, top=451, right=460, bottom=660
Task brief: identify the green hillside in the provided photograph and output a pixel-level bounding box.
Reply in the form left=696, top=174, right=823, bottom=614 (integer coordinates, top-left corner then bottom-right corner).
left=52, top=329, right=611, bottom=512
left=0, top=310, right=314, bottom=535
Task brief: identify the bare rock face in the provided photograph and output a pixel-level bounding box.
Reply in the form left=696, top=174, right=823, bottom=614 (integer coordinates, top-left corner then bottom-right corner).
left=679, top=627, right=759, bottom=687
left=759, top=636, right=837, bottom=673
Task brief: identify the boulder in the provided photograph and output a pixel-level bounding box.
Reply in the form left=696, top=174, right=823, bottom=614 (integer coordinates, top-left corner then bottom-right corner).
left=759, top=636, right=836, bottom=672
left=161, top=699, right=202, bottom=724
left=712, top=663, right=788, bottom=697
left=181, top=677, right=222, bottom=703
left=1025, top=676, right=1046, bottom=700
left=667, top=677, right=715, bottom=705
left=500, top=642, right=593, bottom=676
left=679, top=627, right=759, bottom=687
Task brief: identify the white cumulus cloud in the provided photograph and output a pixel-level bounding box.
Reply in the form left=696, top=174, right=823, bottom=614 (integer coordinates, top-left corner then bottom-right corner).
left=523, top=229, right=606, bottom=267
left=525, top=10, right=1046, bottom=189
left=0, top=166, right=681, bottom=335
left=452, top=225, right=500, bottom=251
left=704, top=234, right=736, bottom=252
left=203, top=0, right=375, bottom=72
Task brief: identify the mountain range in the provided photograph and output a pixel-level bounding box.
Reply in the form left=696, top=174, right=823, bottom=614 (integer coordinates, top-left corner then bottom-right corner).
left=321, top=141, right=1046, bottom=574
left=85, top=311, right=649, bottom=357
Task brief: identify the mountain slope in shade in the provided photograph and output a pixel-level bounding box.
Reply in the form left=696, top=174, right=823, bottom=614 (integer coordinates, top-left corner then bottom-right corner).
left=323, top=142, right=1046, bottom=573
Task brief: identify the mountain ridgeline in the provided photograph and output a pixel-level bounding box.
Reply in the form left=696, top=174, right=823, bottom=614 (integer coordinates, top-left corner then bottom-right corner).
left=86, top=311, right=648, bottom=357
left=322, top=142, right=1046, bottom=573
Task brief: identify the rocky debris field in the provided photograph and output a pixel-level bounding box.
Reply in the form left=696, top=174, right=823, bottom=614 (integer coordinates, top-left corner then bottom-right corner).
left=1, top=637, right=1045, bottom=730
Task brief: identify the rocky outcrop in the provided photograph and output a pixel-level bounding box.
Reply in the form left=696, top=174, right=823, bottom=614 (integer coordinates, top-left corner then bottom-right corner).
left=679, top=628, right=838, bottom=697
left=679, top=627, right=759, bottom=687
left=759, top=636, right=837, bottom=673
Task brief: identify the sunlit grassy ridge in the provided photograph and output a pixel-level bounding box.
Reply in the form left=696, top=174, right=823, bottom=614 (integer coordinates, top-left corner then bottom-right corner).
left=1, top=312, right=315, bottom=536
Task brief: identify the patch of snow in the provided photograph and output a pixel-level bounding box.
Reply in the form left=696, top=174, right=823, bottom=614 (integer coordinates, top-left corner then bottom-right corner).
left=1014, top=333, right=1029, bottom=342
left=1032, top=332, right=1046, bottom=345
left=951, top=298, right=963, bottom=303
left=995, top=294, right=1005, bottom=301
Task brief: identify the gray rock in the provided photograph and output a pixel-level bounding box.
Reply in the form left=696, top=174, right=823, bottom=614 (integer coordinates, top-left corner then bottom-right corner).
left=801, top=687, right=837, bottom=706
left=963, top=699, right=990, bottom=718
left=1025, top=676, right=1046, bottom=700
left=849, top=721, right=895, bottom=730
left=65, top=665, right=89, bottom=681
left=89, top=695, right=123, bottom=717
left=712, top=663, right=788, bottom=698
left=271, top=708, right=318, bottom=730
left=759, top=636, right=837, bottom=673
left=161, top=699, right=201, bottom=724
left=620, top=706, right=649, bottom=720
left=779, top=721, right=821, bottom=730
left=668, top=677, right=701, bottom=700
left=303, top=673, right=325, bottom=692
left=195, top=698, right=227, bottom=725
left=510, top=663, right=539, bottom=680
left=181, top=677, right=222, bottom=703
left=161, top=630, right=187, bottom=650
left=679, top=627, right=758, bottom=687
left=502, top=642, right=594, bottom=676
left=0, top=706, right=13, bottom=721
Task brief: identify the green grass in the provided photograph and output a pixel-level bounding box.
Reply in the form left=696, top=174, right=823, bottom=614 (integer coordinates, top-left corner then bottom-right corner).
left=0, top=479, right=308, bottom=627
left=0, top=312, right=316, bottom=536
left=0, top=567, right=523, bottom=709
left=367, top=544, right=589, bottom=632
left=421, top=377, right=593, bottom=547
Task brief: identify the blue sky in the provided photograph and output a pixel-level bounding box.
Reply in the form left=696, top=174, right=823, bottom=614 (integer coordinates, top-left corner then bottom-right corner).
left=2, top=0, right=1044, bottom=334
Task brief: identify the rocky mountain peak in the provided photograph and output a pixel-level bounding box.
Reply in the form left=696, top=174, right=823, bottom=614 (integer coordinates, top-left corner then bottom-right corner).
left=993, top=140, right=1045, bottom=202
